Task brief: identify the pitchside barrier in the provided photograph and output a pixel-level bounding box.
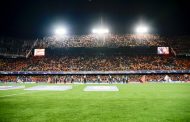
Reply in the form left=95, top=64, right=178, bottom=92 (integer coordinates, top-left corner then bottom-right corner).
left=0, top=70, right=190, bottom=75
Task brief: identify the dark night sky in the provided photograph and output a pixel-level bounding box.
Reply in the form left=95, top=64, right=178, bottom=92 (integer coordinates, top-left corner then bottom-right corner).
left=0, top=0, right=189, bottom=39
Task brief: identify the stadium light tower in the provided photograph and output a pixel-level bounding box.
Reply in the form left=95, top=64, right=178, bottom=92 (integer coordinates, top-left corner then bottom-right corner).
left=54, top=27, right=67, bottom=36
left=92, top=27, right=109, bottom=34
left=135, top=24, right=149, bottom=34
left=91, top=27, right=109, bottom=46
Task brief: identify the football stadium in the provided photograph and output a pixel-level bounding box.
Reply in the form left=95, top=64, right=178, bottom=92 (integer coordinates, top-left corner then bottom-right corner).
left=0, top=0, right=190, bottom=122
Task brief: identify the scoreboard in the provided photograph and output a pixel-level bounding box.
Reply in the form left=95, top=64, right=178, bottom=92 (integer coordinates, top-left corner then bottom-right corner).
left=34, top=49, right=45, bottom=56
left=157, top=47, right=169, bottom=54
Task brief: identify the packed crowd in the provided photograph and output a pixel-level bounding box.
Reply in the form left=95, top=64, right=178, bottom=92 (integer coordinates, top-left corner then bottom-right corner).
left=0, top=34, right=189, bottom=83
left=1, top=34, right=189, bottom=56
left=36, top=34, right=167, bottom=48
left=0, top=55, right=189, bottom=71
left=36, top=34, right=190, bottom=54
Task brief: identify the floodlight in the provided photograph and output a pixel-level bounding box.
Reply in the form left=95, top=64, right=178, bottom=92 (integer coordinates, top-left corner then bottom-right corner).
left=92, top=28, right=109, bottom=34
left=135, top=25, right=149, bottom=34
left=54, top=27, right=67, bottom=35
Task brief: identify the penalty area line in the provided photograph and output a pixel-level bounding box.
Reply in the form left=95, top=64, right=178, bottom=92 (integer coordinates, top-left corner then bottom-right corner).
left=0, top=91, right=38, bottom=98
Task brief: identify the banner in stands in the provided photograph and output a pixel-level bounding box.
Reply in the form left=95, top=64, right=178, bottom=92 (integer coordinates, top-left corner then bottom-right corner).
left=0, top=70, right=190, bottom=75
left=34, top=49, right=45, bottom=56
left=157, top=47, right=169, bottom=54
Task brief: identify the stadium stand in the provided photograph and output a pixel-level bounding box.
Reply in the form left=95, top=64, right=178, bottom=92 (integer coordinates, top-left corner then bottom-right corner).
left=0, top=34, right=190, bottom=83
left=36, top=34, right=167, bottom=48
left=0, top=55, right=189, bottom=71
left=0, top=38, right=37, bottom=57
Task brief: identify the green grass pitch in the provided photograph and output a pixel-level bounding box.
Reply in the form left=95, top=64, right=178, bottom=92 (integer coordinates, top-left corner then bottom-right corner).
left=0, top=83, right=190, bottom=122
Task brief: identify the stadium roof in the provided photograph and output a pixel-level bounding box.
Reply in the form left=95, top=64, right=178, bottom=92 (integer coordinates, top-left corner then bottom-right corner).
left=0, top=0, right=189, bottom=38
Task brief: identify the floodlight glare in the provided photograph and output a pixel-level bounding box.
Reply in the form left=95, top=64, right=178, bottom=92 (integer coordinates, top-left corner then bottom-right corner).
left=92, top=28, right=109, bottom=34
left=135, top=25, right=149, bottom=34
left=55, top=27, right=67, bottom=35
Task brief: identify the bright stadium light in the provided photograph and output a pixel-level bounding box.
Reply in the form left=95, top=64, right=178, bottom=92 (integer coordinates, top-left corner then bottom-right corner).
left=135, top=24, right=149, bottom=34
left=92, top=28, right=109, bottom=34
left=55, top=27, right=67, bottom=36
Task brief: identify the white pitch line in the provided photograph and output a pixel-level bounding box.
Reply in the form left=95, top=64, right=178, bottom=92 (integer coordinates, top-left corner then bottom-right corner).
left=0, top=91, right=38, bottom=98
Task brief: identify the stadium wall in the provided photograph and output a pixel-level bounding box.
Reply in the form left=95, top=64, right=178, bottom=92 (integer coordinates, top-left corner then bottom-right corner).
left=40, top=47, right=159, bottom=56
left=0, top=70, right=190, bottom=76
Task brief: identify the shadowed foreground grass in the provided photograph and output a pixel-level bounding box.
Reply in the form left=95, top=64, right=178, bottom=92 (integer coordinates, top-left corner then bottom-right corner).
left=0, top=83, right=190, bottom=122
